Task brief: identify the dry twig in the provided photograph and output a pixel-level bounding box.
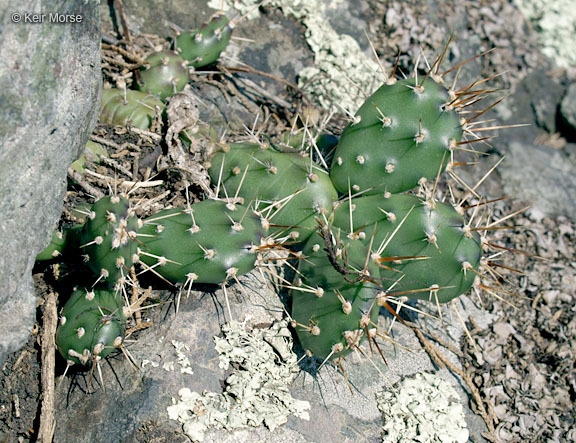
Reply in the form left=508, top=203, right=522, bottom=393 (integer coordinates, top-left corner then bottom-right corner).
left=37, top=291, right=58, bottom=442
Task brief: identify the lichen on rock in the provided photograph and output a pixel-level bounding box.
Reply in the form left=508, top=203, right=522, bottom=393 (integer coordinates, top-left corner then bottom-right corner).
left=210, top=0, right=386, bottom=112
left=513, top=0, right=576, bottom=68
left=376, top=372, right=469, bottom=443
left=167, top=320, right=310, bottom=442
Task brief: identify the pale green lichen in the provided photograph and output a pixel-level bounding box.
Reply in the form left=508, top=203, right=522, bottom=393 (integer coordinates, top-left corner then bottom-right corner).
left=513, top=0, right=576, bottom=68
left=209, top=0, right=385, bottom=112
left=167, top=320, right=310, bottom=442
left=376, top=372, right=469, bottom=443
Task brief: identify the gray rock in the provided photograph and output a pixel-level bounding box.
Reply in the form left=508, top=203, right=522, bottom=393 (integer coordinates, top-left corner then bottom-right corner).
left=492, top=69, right=576, bottom=218
left=560, top=82, right=576, bottom=136
left=0, top=1, right=101, bottom=365
left=53, top=270, right=489, bottom=442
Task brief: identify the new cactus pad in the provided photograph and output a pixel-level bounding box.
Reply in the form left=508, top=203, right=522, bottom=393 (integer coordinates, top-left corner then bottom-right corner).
left=56, top=288, right=127, bottom=365
left=175, top=14, right=232, bottom=68
left=208, top=142, right=337, bottom=240
left=100, top=88, right=164, bottom=129
left=139, top=50, right=189, bottom=100
left=330, top=77, right=462, bottom=195
left=138, top=199, right=266, bottom=284
left=78, top=195, right=139, bottom=285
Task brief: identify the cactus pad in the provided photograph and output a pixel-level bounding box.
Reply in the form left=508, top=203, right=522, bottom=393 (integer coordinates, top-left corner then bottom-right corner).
left=291, top=283, right=379, bottom=360
left=333, top=194, right=482, bottom=303
left=175, top=14, right=232, bottom=68
left=139, top=50, right=189, bottom=100
left=138, top=200, right=266, bottom=284
left=56, top=288, right=127, bottom=365
left=100, top=88, right=164, bottom=129
left=208, top=143, right=337, bottom=240
left=330, top=77, right=462, bottom=195
left=78, top=195, right=139, bottom=285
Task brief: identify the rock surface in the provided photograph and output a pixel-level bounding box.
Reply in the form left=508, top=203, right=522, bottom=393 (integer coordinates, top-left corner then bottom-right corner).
left=54, top=271, right=489, bottom=442
left=0, top=1, right=101, bottom=365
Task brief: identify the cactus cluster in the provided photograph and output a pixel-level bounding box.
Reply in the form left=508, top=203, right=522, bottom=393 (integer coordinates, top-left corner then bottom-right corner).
left=100, top=13, right=234, bottom=130
left=43, top=21, right=513, bottom=372
left=45, top=73, right=493, bottom=367
left=288, top=74, right=484, bottom=361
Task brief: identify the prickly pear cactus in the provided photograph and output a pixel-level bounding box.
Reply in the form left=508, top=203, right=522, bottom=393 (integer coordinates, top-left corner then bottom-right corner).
left=78, top=195, right=140, bottom=285
left=100, top=88, right=164, bottom=129
left=297, top=224, right=380, bottom=292
left=208, top=142, right=337, bottom=240
left=332, top=194, right=482, bottom=303
left=36, top=229, right=67, bottom=261
left=56, top=288, right=127, bottom=365
left=330, top=77, right=462, bottom=195
left=291, top=283, right=379, bottom=360
left=175, top=14, right=233, bottom=68
left=139, top=50, right=190, bottom=100
left=138, top=199, right=266, bottom=284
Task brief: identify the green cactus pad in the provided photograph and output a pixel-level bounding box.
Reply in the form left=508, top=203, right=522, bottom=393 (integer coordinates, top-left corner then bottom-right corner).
left=100, top=88, right=164, bottom=129
left=36, top=229, right=67, bottom=261
left=208, top=143, right=337, bottom=241
left=56, top=288, right=126, bottom=365
left=138, top=200, right=265, bottom=284
left=291, top=283, right=379, bottom=360
left=330, top=77, right=462, bottom=195
left=139, top=50, right=189, bottom=100
left=175, top=14, right=232, bottom=68
left=332, top=194, right=482, bottom=303
left=297, top=225, right=380, bottom=292
left=79, top=195, right=139, bottom=285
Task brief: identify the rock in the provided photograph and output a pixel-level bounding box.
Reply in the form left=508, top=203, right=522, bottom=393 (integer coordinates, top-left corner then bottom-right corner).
left=492, top=69, right=576, bottom=218
left=560, top=82, right=576, bottom=139
left=524, top=69, right=566, bottom=134
left=0, top=1, right=101, bottom=365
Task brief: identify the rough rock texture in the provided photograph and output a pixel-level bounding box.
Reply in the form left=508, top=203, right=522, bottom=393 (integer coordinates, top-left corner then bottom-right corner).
left=0, top=1, right=101, bottom=365
left=53, top=271, right=489, bottom=442
left=494, top=69, right=576, bottom=219
left=561, top=82, right=576, bottom=137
